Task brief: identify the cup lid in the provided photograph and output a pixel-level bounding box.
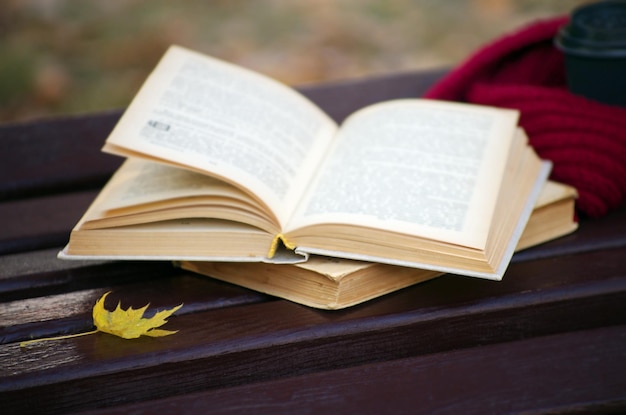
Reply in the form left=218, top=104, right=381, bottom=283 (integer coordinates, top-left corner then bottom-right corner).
left=556, top=0, right=626, bottom=58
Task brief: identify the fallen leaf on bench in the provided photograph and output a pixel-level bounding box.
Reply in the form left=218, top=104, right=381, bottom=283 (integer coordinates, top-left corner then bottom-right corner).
left=20, top=292, right=183, bottom=347
left=93, top=291, right=183, bottom=339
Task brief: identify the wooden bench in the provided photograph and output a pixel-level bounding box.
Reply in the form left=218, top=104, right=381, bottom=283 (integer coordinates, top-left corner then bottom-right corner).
left=1, top=70, right=626, bottom=414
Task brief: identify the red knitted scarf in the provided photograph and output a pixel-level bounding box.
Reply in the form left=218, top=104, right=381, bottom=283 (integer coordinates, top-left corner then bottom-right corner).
left=424, top=16, right=626, bottom=217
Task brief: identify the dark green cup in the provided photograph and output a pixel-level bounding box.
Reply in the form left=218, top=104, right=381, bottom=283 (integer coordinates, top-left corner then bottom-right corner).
left=555, top=0, right=626, bottom=107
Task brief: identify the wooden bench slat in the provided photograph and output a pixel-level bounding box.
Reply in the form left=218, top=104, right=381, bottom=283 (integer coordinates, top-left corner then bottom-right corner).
left=0, top=190, right=97, bottom=255
left=0, top=256, right=174, bottom=303
left=0, top=111, right=122, bottom=201
left=0, top=248, right=109, bottom=279
left=0, top=272, right=271, bottom=344
left=73, top=325, right=626, bottom=415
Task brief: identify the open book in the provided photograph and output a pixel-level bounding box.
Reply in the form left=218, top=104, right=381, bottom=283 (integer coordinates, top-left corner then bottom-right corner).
left=60, top=45, right=550, bottom=280
left=180, top=180, right=578, bottom=309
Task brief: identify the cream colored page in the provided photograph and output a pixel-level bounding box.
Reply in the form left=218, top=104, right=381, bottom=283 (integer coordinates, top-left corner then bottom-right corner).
left=534, top=180, right=577, bottom=209
left=287, top=99, right=519, bottom=248
left=96, top=158, right=259, bottom=212
left=103, top=46, right=337, bottom=227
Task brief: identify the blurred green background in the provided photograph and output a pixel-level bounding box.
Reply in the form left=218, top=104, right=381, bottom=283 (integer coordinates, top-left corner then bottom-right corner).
left=1, top=0, right=586, bottom=122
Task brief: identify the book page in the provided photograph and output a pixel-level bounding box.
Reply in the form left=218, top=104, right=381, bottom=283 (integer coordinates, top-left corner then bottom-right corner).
left=286, top=99, right=519, bottom=248
left=75, top=159, right=282, bottom=234
left=103, top=46, right=337, bottom=227
left=96, top=159, right=250, bottom=211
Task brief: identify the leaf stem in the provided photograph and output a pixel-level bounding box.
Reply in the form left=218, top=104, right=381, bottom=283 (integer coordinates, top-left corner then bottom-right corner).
left=20, top=329, right=100, bottom=347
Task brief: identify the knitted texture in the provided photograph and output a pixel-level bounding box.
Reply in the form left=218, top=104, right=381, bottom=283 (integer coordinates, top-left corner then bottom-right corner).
left=424, top=16, right=626, bottom=217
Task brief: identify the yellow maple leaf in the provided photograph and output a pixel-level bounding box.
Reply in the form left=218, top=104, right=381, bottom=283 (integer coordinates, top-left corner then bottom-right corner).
left=20, top=291, right=183, bottom=347
left=93, top=291, right=183, bottom=339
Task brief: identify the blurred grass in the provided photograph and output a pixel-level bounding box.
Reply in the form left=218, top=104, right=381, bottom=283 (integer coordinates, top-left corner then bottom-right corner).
left=1, top=0, right=586, bottom=122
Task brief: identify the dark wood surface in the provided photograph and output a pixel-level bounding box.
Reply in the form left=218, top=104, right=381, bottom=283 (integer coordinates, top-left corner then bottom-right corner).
left=1, top=69, right=625, bottom=415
